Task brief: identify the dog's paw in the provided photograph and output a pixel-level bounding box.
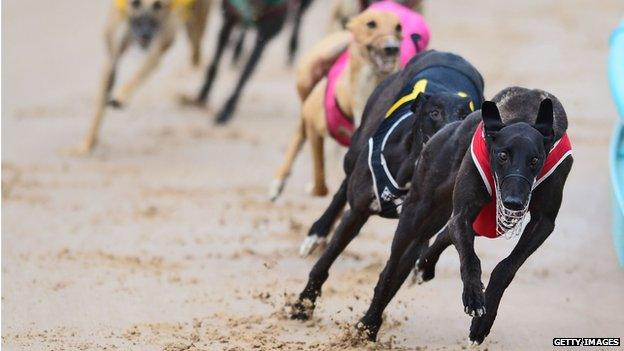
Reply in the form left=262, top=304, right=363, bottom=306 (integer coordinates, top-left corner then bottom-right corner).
left=462, top=284, right=486, bottom=317
left=410, top=259, right=435, bottom=286
left=214, top=109, right=233, bottom=125
left=355, top=318, right=381, bottom=342
left=177, top=94, right=206, bottom=108
left=299, top=234, right=327, bottom=257
left=268, top=179, right=285, bottom=202
left=107, top=99, right=124, bottom=109
left=289, top=299, right=314, bottom=321
left=468, top=339, right=483, bottom=348
left=305, top=182, right=329, bottom=197
left=62, top=143, right=94, bottom=157
left=469, top=314, right=492, bottom=345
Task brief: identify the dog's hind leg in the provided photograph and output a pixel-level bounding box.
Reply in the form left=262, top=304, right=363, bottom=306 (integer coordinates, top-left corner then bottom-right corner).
left=299, top=178, right=348, bottom=257
left=270, top=118, right=306, bottom=201
left=357, top=200, right=435, bottom=340
left=214, top=14, right=286, bottom=124
left=305, top=121, right=329, bottom=196
left=183, top=16, right=235, bottom=107
left=270, top=117, right=307, bottom=201
left=185, top=0, right=211, bottom=67
left=287, top=0, right=313, bottom=65
left=469, top=159, right=571, bottom=345
left=413, top=225, right=452, bottom=284
left=383, top=239, right=428, bottom=302
left=231, top=28, right=246, bottom=65
left=290, top=209, right=369, bottom=320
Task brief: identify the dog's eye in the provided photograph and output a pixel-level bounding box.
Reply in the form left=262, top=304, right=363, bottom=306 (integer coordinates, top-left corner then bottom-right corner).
left=429, top=109, right=440, bottom=119
left=395, top=24, right=402, bottom=32
left=152, top=1, right=162, bottom=10
left=529, top=157, right=539, bottom=167
left=131, top=0, right=141, bottom=8
left=498, top=152, right=509, bottom=162
left=367, top=20, right=377, bottom=29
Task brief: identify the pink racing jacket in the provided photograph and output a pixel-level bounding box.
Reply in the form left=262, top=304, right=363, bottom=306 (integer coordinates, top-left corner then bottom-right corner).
left=325, top=1, right=430, bottom=146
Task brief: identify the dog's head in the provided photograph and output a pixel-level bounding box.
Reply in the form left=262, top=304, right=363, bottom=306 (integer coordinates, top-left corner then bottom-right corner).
left=481, top=98, right=555, bottom=210
left=346, top=9, right=402, bottom=74
left=410, top=92, right=474, bottom=142
left=118, top=0, right=173, bottom=48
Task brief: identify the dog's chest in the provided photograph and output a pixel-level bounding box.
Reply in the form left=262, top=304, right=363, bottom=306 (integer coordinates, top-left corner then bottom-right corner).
left=352, top=64, right=379, bottom=126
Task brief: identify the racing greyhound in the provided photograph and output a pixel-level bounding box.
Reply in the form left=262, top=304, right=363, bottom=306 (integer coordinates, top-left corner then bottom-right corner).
left=356, top=87, right=573, bottom=345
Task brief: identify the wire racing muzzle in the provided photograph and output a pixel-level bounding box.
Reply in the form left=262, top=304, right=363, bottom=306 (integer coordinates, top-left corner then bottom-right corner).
left=494, top=174, right=533, bottom=239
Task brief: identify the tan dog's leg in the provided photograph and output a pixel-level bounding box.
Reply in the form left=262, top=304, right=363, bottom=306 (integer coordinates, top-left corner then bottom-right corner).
left=306, top=120, right=329, bottom=197
left=186, top=0, right=211, bottom=66
left=68, top=14, right=130, bottom=155
left=302, top=83, right=329, bottom=197
left=111, top=37, right=173, bottom=107
left=269, top=118, right=307, bottom=201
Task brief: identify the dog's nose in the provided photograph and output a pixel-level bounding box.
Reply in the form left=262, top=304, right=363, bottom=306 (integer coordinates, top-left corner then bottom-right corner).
left=383, top=45, right=400, bottom=56
left=502, top=196, right=525, bottom=211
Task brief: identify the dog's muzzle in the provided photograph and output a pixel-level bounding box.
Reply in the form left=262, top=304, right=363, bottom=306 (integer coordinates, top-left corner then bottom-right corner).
left=369, top=36, right=400, bottom=74
left=495, top=174, right=533, bottom=239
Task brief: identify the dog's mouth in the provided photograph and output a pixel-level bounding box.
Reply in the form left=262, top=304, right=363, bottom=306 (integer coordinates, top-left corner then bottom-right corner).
left=136, top=34, right=153, bottom=48
left=130, top=15, right=160, bottom=49
left=368, top=42, right=400, bottom=74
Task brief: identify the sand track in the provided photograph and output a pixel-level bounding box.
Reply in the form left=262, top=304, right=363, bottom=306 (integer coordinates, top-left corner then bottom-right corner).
left=2, top=0, right=624, bottom=350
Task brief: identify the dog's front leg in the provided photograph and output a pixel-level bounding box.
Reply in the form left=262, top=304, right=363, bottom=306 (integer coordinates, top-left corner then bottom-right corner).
left=111, top=38, right=172, bottom=108
left=69, top=29, right=130, bottom=155
left=299, top=179, right=348, bottom=257
left=469, top=213, right=555, bottom=345
left=413, top=225, right=452, bottom=284
left=450, top=213, right=486, bottom=318
left=290, top=209, right=369, bottom=320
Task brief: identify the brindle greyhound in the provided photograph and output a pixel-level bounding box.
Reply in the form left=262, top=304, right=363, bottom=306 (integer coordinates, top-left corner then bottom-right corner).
left=289, top=50, right=484, bottom=320
left=181, top=0, right=302, bottom=124
left=356, top=87, right=573, bottom=345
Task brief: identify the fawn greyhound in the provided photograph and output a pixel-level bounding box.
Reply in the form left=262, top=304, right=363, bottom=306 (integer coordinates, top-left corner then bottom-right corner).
left=270, top=1, right=430, bottom=201
left=71, top=0, right=211, bottom=155
left=356, top=87, right=573, bottom=345
left=288, top=50, right=484, bottom=320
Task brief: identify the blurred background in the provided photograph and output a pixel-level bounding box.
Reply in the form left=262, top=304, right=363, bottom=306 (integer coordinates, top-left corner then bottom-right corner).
left=2, top=0, right=624, bottom=350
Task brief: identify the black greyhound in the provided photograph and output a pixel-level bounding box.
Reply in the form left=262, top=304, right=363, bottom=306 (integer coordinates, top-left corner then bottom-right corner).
left=356, top=87, right=573, bottom=345
left=231, top=0, right=314, bottom=65
left=289, top=50, right=484, bottom=320
left=184, top=0, right=305, bottom=124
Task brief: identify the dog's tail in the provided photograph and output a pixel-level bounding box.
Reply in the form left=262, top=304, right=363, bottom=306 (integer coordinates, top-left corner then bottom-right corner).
left=296, top=31, right=351, bottom=100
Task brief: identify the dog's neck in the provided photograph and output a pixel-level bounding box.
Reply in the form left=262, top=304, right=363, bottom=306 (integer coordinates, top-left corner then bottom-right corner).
left=335, top=43, right=393, bottom=127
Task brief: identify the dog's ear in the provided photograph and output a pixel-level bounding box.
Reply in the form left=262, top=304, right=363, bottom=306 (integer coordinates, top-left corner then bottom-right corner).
left=410, top=33, right=421, bottom=52
left=481, top=101, right=503, bottom=139
left=410, top=92, right=429, bottom=114
left=534, top=98, right=554, bottom=140
left=346, top=13, right=363, bottom=33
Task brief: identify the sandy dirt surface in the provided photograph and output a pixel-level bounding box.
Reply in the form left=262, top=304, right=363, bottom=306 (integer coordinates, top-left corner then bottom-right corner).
left=2, top=0, right=624, bottom=350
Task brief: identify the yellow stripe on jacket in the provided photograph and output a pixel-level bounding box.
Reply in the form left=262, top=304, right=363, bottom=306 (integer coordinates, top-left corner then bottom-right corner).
left=385, top=79, right=428, bottom=118
left=114, top=0, right=196, bottom=21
